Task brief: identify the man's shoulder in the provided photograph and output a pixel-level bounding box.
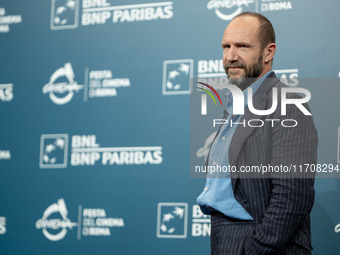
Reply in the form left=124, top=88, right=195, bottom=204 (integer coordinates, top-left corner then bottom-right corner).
left=265, top=72, right=303, bottom=100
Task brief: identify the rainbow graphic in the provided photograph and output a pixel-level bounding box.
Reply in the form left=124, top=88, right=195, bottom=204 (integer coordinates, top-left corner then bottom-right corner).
left=197, top=82, right=222, bottom=106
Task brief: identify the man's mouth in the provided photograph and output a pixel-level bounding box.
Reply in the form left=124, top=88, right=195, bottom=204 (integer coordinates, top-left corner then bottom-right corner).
left=228, top=67, right=243, bottom=73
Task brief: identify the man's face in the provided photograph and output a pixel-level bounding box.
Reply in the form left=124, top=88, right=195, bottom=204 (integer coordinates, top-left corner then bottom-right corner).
left=222, top=16, right=264, bottom=86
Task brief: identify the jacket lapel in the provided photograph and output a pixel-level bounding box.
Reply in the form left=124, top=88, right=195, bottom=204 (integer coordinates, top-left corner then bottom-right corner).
left=229, top=72, right=279, bottom=188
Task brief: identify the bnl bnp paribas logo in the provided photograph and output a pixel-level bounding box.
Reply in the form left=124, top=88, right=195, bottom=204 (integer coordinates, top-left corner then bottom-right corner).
left=51, top=0, right=79, bottom=30
left=162, top=59, right=194, bottom=95
left=50, top=0, right=173, bottom=30
left=40, top=134, right=163, bottom=168
left=157, top=203, right=188, bottom=238
left=163, top=59, right=298, bottom=96
left=156, top=203, right=210, bottom=238
left=40, top=134, right=68, bottom=168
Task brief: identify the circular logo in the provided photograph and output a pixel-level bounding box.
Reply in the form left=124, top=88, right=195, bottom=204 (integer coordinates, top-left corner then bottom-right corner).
left=36, top=199, right=77, bottom=241
left=207, top=0, right=255, bottom=21
left=42, top=63, right=83, bottom=105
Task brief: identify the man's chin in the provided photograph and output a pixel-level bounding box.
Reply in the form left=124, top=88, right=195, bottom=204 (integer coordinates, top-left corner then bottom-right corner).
left=228, top=76, right=245, bottom=86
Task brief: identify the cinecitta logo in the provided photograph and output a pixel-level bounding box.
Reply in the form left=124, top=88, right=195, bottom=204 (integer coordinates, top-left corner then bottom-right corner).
left=36, top=198, right=125, bottom=241
left=42, top=63, right=83, bottom=105
left=36, top=199, right=77, bottom=241
left=207, top=0, right=255, bottom=20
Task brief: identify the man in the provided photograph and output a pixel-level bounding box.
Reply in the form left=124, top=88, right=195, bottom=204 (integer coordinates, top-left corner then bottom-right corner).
left=197, top=12, right=318, bottom=254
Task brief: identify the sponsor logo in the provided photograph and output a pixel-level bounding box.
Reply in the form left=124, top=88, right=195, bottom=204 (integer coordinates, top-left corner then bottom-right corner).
left=43, top=63, right=130, bottom=104
left=0, top=7, right=22, bottom=33
left=51, top=0, right=79, bottom=30
left=162, top=59, right=194, bottom=95
left=71, top=135, right=163, bottom=166
left=206, top=0, right=293, bottom=21
left=80, top=207, right=124, bottom=238
left=260, top=0, right=293, bottom=12
left=42, top=63, right=84, bottom=105
left=0, top=84, right=13, bottom=102
left=84, top=69, right=131, bottom=101
left=36, top=199, right=124, bottom=241
left=40, top=134, right=69, bottom=168
left=0, top=150, right=11, bottom=160
left=157, top=203, right=188, bottom=238
left=0, top=217, right=6, bottom=235
left=50, top=0, right=173, bottom=30
left=40, top=134, right=163, bottom=168
left=82, top=1, right=173, bottom=25
left=156, top=203, right=210, bottom=238
left=165, top=60, right=300, bottom=97
left=197, top=59, right=229, bottom=93
left=165, top=58, right=299, bottom=99
left=191, top=205, right=210, bottom=237
left=197, top=59, right=225, bottom=79
left=36, top=199, right=77, bottom=241
left=197, top=60, right=298, bottom=87
left=207, top=0, right=256, bottom=21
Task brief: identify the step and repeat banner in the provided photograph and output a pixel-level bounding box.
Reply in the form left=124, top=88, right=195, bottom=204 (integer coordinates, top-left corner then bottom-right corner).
left=1, top=0, right=340, bottom=254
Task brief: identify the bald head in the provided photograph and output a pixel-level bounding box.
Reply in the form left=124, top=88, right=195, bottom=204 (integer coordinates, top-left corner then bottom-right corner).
left=233, top=12, right=276, bottom=49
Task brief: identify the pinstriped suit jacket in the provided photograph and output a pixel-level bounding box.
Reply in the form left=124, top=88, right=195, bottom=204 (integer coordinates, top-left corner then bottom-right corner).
left=211, top=72, right=318, bottom=254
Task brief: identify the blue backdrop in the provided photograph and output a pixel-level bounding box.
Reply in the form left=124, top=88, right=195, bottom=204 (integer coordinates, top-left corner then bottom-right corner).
left=1, top=0, right=340, bottom=254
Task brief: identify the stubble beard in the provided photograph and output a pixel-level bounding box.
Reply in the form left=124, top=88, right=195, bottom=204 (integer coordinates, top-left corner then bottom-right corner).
left=225, top=53, right=264, bottom=90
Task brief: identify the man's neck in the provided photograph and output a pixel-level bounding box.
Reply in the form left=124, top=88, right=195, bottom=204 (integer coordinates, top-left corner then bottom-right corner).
left=238, top=66, right=272, bottom=91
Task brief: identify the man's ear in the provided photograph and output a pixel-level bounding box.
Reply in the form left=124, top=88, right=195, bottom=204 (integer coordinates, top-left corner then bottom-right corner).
left=264, top=43, right=276, bottom=63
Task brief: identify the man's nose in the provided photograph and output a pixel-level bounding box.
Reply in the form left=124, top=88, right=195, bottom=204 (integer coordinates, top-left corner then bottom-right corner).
left=226, top=47, right=239, bottom=62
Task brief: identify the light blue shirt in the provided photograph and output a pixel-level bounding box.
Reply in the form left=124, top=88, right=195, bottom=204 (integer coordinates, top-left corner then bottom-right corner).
left=196, top=71, right=272, bottom=219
